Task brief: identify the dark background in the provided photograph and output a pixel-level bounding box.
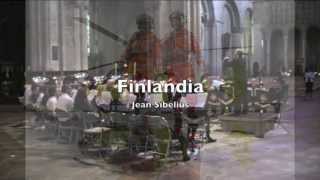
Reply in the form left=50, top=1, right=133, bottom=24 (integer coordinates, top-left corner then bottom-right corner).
left=0, top=2, right=25, bottom=179
left=0, top=1, right=319, bottom=180
left=0, top=1, right=25, bottom=104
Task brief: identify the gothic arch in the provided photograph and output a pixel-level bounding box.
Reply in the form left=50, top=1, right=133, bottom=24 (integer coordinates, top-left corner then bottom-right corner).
left=201, top=0, right=215, bottom=25
left=224, top=0, right=241, bottom=33
left=200, top=1, right=216, bottom=74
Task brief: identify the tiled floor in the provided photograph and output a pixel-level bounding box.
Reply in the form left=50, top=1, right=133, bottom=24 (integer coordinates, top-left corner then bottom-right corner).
left=1, top=90, right=320, bottom=180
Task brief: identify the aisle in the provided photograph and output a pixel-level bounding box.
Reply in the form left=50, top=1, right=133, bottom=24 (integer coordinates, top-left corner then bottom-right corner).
left=295, top=91, right=320, bottom=180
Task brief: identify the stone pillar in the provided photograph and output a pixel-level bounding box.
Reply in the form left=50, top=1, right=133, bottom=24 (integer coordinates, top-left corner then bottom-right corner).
left=44, top=1, right=50, bottom=72
left=30, top=0, right=40, bottom=71
left=204, top=20, right=215, bottom=75
left=283, top=31, right=289, bottom=71
left=79, top=6, right=85, bottom=70
left=40, top=1, right=49, bottom=73
left=36, top=0, right=50, bottom=73
left=301, top=27, right=307, bottom=72
left=75, top=6, right=82, bottom=70
left=74, top=1, right=89, bottom=71
left=47, top=0, right=59, bottom=71
left=265, top=30, right=272, bottom=75
left=26, top=1, right=32, bottom=72
left=81, top=2, right=89, bottom=71
left=58, top=1, right=64, bottom=74
left=231, top=32, right=242, bottom=49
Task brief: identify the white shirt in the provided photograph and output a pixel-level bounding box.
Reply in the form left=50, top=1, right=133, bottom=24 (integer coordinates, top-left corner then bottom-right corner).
left=46, top=96, right=58, bottom=112
left=24, top=85, right=32, bottom=105
left=57, top=93, right=74, bottom=112
left=35, top=93, right=45, bottom=108
left=71, top=89, right=78, bottom=100
left=305, top=72, right=316, bottom=83
left=87, top=89, right=98, bottom=102
left=96, top=91, right=112, bottom=106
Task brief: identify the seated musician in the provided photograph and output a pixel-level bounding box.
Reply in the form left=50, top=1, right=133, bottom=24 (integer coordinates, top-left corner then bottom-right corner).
left=45, top=86, right=58, bottom=120
left=201, top=74, right=218, bottom=142
left=93, top=84, right=112, bottom=113
left=183, top=90, right=216, bottom=154
left=161, top=11, right=202, bottom=161
left=56, top=85, right=74, bottom=113
left=218, top=86, right=234, bottom=114
left=254, top=93, right=271, bottom=113
left=207, top=90, right=220, bottom=114
left=106, top=79, right=121, bottom=111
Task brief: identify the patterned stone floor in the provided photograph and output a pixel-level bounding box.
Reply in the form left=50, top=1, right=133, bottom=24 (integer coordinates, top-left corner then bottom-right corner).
left=1, top=90, right=320, bottom=180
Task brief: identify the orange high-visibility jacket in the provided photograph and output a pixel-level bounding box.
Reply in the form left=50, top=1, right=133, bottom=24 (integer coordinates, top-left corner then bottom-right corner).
left=162, top=28, right=201, bottom=82
left=123, top=31, right=161, bottom=80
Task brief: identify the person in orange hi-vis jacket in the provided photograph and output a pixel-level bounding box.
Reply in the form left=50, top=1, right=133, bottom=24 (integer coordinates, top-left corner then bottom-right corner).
left=162, top=11, right=202, bottom=82
left=161, top=11, right=204, bottom=161
left=121, top=14, right=162, bottom=80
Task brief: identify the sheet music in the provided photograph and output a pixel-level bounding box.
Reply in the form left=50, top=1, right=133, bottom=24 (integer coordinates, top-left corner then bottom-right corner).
left=185, top=93, right=208, bottom=108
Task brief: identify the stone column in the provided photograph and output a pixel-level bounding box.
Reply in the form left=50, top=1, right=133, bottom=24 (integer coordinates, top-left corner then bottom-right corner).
left=231, top=32, right=242, bottom=49
left=189, top=1, right=203, bottom=81
left=37, top=0, right=49, bottom=73
left=44, top=1, right=50, bottom=72
left=283, top=30, right=289, bottom=71
left=75, top=6, right=82, bottom=70
left=202, top=18, right=215, bottom=75
left=58, top=0, right=64, bottom=74
left=301, top=27, right=307, bottom=72
left=265, top=30, right=272, bottom=75
left=30, top=0, right=40, bottom=71
left=26, top=1, right=31, bottom=72
left=79, top=6, right=85, bottom=70
left=81, top=2, right=89, bottom=71
left=40, top=1, right=49, bottom=73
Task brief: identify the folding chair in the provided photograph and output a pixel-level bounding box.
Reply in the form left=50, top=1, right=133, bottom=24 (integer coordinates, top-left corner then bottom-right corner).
left=81, top=127, right=112, bottom=157
left=127, top=114, right=149, bottom=154
left=56, top=111, right=74, bottom=144
left=108, top=112, right=129, bottom=151
left=43, top=111, right=58, bottom=137
left=145, top=115, right=171, bottom=160
left=181, top=93, right=208, bottom=155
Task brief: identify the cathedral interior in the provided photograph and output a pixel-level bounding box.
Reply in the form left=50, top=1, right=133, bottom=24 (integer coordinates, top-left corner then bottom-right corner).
left=25, top=0, right=298, bottom=76
left=0, top=0, right=319, bottom=98
left=17, top=0, right=316, bottom=79
left=1, top=1, right=320, bottom=180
